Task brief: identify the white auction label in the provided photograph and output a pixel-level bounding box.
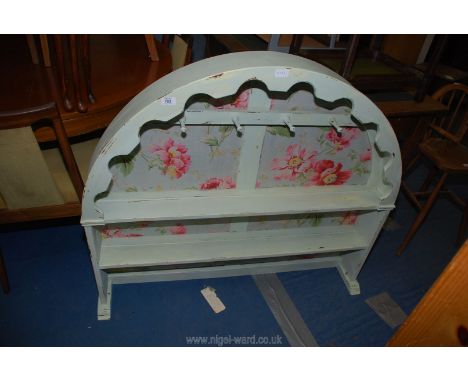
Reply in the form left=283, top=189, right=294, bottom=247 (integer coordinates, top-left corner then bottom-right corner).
left=201, top=286, right=226, bottom=314
left=275, top=68, right=289, bottom=78
left=160, top=96, right=176, bottom=105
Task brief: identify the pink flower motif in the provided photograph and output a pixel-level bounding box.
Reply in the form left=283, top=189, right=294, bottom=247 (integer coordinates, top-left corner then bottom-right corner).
left=217, top=90, right=250, bottom=110
left=169, top=224, right=187, bottom=235
left=102, top=228, right=143, bottom=238
left=149, top=138, right=191, bottom=179
left=308, top=160, right=352, bottom=186
left=271, top=144, right=316, bottom=181
left=200, top=177, right=236, bottom=190
left=325, top=127, right=360, bottom=151
left=255, top=180, right=262, bottom=188
left=340, top=212, right=358, bottom=225
left=360, top=148, right=372, bottom=162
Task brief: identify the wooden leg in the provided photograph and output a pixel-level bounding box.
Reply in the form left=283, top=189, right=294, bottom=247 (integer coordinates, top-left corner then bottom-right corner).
left=340, top=35, right=360, bottom=79
left=69, top=35, right=87, bottom=113
left=54, top=35, right=73, bottom=111
left=26, top=35, right=39, bottom=65
left=401, top=181, right=422, bottom=210
left=402, top=152, right=421, bottom=177
left=419, top=166, right=438, bottom=193
left=97, top=277, right=112, bottom=320
left=0, top=250, right=10, bottom=294
left=289, top=34, right=304, bottom=54
left=52, top=117, right=84, bottom=201
left=39, top=35, right=51, bottom=67
left=145, top=35, right=159, bottom=61
left=397, top=172, right=448, bottom=256
left=457, top=201, right=468, bottom=246
left=81, top=35, right=95, bottom=103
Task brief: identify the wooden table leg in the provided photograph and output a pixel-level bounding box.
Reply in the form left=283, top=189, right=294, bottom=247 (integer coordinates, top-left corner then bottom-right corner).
left=0, top=250, right=10, bottom=294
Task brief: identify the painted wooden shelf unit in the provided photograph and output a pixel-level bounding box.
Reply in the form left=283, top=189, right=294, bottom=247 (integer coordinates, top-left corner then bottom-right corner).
left=81, top=51, right=401, bottom=320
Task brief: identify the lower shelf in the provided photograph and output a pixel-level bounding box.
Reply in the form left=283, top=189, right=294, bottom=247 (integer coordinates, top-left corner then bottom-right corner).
left=99, top=226, right=367, bottom=269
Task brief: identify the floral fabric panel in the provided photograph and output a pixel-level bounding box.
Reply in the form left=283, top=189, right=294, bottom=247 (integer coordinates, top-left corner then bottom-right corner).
left=258, top=89, right=371, bottom=188
left=104, top=88, right=369, bottom=237
left=101, top=219, right=233, bottom=239
left=109, top=125, right=241, bottom=192
left=247, top=211, right=360, bottom=232
left=269, top=89, right=348, bottom=114
left=256, top=125, right=371, bottom=188
left=101, top=211, right=361, bottom=239
left=109, top=90, right=251, bottom=193
left=187, top=89, right=251, bottom=111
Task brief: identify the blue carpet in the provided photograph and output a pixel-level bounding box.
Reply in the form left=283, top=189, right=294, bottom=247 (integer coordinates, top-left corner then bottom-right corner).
left=0, top=164, right=466, bottom=346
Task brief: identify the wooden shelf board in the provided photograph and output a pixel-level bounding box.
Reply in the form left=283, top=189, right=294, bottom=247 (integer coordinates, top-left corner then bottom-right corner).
left=99, top=226, right=367, bottom=269
left=91, top=186, right=385, bottom=225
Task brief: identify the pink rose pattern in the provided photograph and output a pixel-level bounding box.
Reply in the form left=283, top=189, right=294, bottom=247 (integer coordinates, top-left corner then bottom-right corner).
left=216, top=89, right=250, bottom=110
left=271, top=144, right=316, bottom=181
left=169, top=224, right=187, bottom=235
left=149, top=138, right=191, bottom=179
left=308, top=160, right=352, bottom=186
left=360, top=148, right=372, bottom=162
left=108, top=91, right=371, bottom=234
left=200, top=177, right=236, bottom=190
left=269, top=126, right=369, bottom=188
left=339, top=212, right=358, bottom=225
left=102, top=228, right=143, bottom=239
left=324, top=127, right=361, bottom=152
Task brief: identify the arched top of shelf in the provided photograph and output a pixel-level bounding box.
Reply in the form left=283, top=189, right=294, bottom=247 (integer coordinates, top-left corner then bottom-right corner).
left=81, top=51, right=401, bottom=224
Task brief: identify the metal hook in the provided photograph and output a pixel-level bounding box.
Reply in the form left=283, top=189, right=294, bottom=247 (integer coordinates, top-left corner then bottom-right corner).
left=233, top=117, right=243, bottom=135
left=329, top=118, right=343, bottom=134
left=284, top=116, right=295, bottom=134
left=180, top=118, right=187, bottom=137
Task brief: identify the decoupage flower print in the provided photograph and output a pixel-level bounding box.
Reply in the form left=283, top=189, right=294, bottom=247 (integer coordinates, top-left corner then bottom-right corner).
left=307, top=159, right=352, bottom=186
left=271, top=143, right=316, bottom=183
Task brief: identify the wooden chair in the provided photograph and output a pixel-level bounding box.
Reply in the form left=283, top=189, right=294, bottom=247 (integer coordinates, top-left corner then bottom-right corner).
left=398, top=83, right=468, bottom=256
left=145, top=35, right=192, bottom=70
left=0, top=36, right=88, bottom=291
left=26, top=35, right=51, bottom=67
left=0, top=101, right=86, bottom=293
left=0, top=102, right=84, bottom=223
left=162, top=35, right=193, bottom=70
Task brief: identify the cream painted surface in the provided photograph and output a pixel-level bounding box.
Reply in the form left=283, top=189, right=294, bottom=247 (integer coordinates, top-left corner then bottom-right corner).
left=81, top=52, right=401, bottom=319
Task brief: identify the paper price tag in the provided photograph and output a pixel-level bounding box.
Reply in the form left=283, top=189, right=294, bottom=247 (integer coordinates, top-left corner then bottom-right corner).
left=275, top=68, right=289, bottom=78
left=201, top=286, right=226, bottom=314
left=160, top=96, right=176, bottom=105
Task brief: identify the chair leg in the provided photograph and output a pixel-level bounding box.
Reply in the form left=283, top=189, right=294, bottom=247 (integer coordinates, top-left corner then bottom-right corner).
left=402, top=152, right=421, bottom=177
left=0, top=250, right=10, bottom=294
left=419, top=166, right=438, bottom=193
left=457, top=201, right=468, bottom=246
left=26, top=35, right=39, bottom=65
left=145, top=34, right=159, bottom=61
left=39, top=35, right=51, bottom=67
left=401, top=181, right=422, bottom=210
left=397, top=172, right=448, bottom=256
left=52, top=118, right=84, bottom=201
